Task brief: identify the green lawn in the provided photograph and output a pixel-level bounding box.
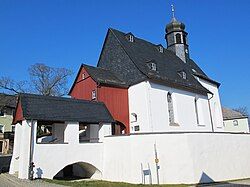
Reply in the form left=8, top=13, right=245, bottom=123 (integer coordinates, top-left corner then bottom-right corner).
left=44, top=179, right=188, bottom=187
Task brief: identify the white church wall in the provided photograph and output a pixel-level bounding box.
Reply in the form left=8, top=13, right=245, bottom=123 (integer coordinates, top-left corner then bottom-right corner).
left=196, top=78, right=224, bottom=131
left=102, top=133, right=250, bottom=184
left=9, top=122, right=22, bottom=175
left=128, top=81, right=213, bottom=133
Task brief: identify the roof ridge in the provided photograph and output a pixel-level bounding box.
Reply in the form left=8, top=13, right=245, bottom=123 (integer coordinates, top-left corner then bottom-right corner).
left=19, top=93, right=106, bottom=106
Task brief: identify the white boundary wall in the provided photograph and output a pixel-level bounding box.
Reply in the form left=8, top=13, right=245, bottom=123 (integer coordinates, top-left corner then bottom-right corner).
left=102, top=133, right=250, bottom=184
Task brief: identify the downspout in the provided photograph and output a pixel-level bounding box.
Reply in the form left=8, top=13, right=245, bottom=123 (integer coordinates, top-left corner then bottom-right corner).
left=28, top=119, right=35, bottom=179
left=208, top=94, right=214, bottom=132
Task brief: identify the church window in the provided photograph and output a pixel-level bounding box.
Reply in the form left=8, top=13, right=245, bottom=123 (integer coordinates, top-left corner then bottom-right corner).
left=233, top=120, right=238, bottom=126
left=176, top=33, right=182, bottom=44
left=167, top=93, right=174, bottom=124
left=194, top=98, right=199, bottom=124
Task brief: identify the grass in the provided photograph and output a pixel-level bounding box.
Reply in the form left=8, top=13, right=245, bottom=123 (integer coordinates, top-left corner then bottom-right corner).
left=44, top=179, right=188, bottom=187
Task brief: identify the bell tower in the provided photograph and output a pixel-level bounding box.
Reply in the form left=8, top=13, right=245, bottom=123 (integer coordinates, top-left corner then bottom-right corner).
left=165, top=5, right=189, bottom=63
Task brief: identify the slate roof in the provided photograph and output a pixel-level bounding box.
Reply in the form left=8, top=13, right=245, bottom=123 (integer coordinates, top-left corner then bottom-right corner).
left=17, top=93, right=114, bottom=123
left=0, top=93, right=17, bottom=108
left=96, top=28, right=220, bottom=95
left=222, top=107, right=248, bottom=120
left=83, top=64, right=128, bottom=88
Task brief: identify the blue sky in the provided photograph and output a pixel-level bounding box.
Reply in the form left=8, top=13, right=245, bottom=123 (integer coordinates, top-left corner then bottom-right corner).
left=0, top=0, right=250, bottom=111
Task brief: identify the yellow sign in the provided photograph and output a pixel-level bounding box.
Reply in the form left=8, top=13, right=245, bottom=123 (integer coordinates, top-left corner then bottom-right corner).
left=155, top=158, right=159, bottom=163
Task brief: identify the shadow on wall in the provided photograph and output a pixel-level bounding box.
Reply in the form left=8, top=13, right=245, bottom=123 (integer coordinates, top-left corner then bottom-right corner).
left=53, top=162, right=101, bottom=180
left=196, top=172, right=247, bottom=186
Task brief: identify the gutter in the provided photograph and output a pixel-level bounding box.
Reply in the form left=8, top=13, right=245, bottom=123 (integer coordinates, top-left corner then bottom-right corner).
left=28, top=119, right=35, bottom=180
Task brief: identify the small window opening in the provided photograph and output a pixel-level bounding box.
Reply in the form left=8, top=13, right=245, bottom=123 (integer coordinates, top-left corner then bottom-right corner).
left=176, top=33, right=182, bottom=44
left=159, top=46, right=164, bottom=53
left=233, top=120, right=238, bottom=126
left=82, top=73, right=86, bottom=79
left=91, top=90, right=96, bottom=100
left=194, top=98, right=199, bottom=124
left=151, top=63, right=157, bottom=71
left=0, top=124, right=4, bottom=133
left=131, top=113, right=137, bottom=123
left=129, top=35, right=134, bottom=42
left=178, top=71, right=187, bottom=79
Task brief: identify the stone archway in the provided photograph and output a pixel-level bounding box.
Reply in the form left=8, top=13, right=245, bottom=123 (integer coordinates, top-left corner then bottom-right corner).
left=53, top=162, right=102, bottom=180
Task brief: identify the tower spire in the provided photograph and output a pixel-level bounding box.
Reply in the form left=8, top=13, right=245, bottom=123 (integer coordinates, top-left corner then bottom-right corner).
left=171, top=4, right=175, bottom=19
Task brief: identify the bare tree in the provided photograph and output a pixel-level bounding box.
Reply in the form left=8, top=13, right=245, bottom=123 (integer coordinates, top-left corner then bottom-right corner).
left=0, top=63, right=72, bottom=96
left=0, top=77, right=27, bottom=94
left=234, top=106, right=249, bottom=116
left=29, top=63, right=73, bottom=96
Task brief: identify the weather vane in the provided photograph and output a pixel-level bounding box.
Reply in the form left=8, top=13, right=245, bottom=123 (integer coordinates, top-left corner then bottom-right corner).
left=171, top=4, right=175, bottom=18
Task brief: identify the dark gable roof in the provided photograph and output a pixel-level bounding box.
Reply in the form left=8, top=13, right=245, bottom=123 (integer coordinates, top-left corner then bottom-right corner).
left=83, top=64, right=128, bottom=88
left=98, top=28, right=218, bottom=95
left=0, top=93, right=17, bottom=108
left=18, top=93, right=114, bottom=123
left=222, top=107, right=248, bottom=120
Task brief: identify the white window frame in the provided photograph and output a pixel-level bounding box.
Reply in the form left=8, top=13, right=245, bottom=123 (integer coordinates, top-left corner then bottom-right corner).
left=129, top=35, right=134, bottom=42
left=159, top=46, right=164, bottom=53
left=82, top=73, right=86, bottom=79
left=151, top=63, right=157, bottom=71
left=91, top=90, right=96, bottom=100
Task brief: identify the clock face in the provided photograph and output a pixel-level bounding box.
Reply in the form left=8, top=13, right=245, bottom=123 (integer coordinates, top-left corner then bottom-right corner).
left=185, top=49, right=188, bottom=54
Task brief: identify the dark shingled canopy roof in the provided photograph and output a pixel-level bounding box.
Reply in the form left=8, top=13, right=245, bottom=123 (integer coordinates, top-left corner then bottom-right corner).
left=0, top=93, right=17, bottom=108
left=17, top=93, right=114, bottom=123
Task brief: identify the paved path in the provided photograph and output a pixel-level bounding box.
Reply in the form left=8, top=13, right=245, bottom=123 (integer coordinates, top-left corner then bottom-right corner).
left=0, top=173, right=66, bottom=187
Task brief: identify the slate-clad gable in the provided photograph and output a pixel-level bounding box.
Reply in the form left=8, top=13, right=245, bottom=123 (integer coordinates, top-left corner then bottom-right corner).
left=98, top=28, right=219, bottom=95
left=17, top=93, right=114, bottom=123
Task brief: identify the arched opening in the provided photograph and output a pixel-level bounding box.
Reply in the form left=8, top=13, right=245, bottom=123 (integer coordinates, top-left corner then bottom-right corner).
left=112, top=121, right=126, bottom=135
left=53, top=162, right=101, bottom=180
left=176, top=33, right=182, bottom=44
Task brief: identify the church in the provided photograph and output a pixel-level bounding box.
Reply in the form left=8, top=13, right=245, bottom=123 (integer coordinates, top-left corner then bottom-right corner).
left=9, top=8, right=250, bottom=185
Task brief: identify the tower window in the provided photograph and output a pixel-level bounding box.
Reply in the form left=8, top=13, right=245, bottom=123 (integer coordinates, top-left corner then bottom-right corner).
left=183, top=34, right=187, bottom=45
left=176, top=33, right=182, bottom=44
left=167, top=93, right=174, bottom=124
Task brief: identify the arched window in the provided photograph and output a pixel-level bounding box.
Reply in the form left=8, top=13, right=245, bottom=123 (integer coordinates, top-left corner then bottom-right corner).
left=167, top=93, right=174, bottom=124
left=183, top=34, right=187, bottom=45
left=176, top=33, right=182, bottom=44
left=194, top=98, right=199, bottom=124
